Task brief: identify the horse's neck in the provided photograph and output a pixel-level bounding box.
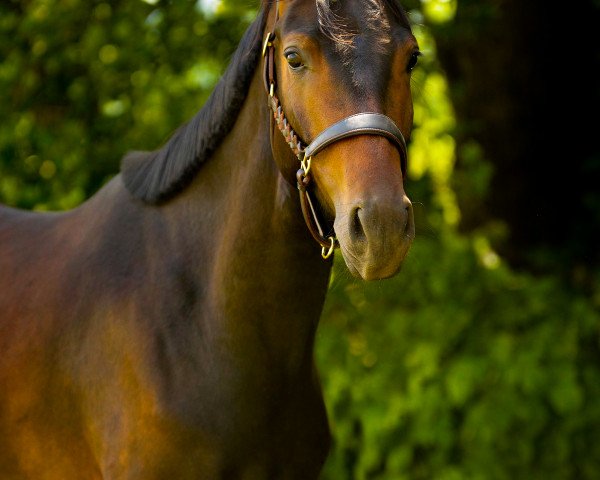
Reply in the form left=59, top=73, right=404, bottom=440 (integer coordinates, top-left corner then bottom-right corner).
left=165, top=73, right=332, bottom=369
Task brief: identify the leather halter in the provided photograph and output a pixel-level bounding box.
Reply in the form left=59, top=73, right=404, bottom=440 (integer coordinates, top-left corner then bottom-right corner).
left=263, top=11, right=408, bottom=259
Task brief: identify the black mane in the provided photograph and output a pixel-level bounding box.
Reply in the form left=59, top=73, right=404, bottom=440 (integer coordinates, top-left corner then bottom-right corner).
left=121, top=5, right=268, bottom=204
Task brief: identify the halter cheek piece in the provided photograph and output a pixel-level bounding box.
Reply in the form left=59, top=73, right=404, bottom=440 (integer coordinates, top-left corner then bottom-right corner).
left=263, top=28, right=408, bottom=260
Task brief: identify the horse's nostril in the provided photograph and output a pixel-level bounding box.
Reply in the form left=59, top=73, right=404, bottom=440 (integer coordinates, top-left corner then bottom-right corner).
left=351, top=207, right=365, bottom=241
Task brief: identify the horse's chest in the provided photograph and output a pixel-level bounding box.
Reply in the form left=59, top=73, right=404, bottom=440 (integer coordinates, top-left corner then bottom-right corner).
left=94, top=360, right=331, bottom=479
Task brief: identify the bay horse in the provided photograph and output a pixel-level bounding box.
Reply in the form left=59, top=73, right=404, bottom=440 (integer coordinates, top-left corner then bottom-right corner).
left=0, top=0, right=417, bottom=478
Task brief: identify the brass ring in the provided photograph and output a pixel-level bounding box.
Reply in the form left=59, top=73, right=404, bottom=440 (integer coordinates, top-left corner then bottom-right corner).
left=321, top=237, right=335, bottom=259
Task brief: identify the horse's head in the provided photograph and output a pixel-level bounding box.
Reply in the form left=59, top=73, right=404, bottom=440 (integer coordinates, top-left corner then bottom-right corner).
left=267, top=0, right=417, bottom=280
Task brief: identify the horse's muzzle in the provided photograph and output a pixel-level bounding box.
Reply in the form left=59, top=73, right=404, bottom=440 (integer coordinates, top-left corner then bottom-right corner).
left=335, top=194, right=414, bottom=280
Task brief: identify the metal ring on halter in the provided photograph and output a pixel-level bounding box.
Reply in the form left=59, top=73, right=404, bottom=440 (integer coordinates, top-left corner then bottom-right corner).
left=321, top=237, right=335, bottom=259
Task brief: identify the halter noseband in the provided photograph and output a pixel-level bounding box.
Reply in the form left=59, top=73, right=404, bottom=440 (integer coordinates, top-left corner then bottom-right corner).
left=263, top=17, right=408, bottom=260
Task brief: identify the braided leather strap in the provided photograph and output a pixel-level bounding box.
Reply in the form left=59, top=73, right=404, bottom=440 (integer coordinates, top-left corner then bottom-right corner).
left=269, top=95, right=305, bottom=160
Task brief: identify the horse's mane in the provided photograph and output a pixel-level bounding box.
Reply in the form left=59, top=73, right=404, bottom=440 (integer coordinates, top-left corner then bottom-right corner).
left=121, top=5, right=268, bottom=204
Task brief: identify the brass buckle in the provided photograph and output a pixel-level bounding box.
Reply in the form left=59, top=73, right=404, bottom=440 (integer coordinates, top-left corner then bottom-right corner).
left=262, top=33, right=274, bottom=56
left=300, top=156, right=312, bottom=176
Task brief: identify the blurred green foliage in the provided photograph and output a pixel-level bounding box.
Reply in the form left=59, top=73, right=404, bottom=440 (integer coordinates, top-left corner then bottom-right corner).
left=319, top=237, right=600, bottom=479
left=0, top=0, right=253, bottom=210
left=1, top=0, right=599, bottom=478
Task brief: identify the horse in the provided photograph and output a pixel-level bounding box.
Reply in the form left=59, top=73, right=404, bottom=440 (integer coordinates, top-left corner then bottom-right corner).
left=0, top=0, right=417, bottom=477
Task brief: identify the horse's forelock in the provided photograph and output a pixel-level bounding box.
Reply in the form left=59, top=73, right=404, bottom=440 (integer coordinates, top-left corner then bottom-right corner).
left=316, top=0, right=409, bottom=59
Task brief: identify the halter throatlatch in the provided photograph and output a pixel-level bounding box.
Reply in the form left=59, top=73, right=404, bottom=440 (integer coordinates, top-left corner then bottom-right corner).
left=263, top=13, right=408, bottom=260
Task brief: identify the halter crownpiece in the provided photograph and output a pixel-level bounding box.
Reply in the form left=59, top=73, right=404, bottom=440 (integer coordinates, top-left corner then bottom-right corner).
left=263, top=19, right=408, bottom=259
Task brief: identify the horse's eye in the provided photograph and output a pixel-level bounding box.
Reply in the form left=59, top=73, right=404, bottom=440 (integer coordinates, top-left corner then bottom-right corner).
left=285, top=51, right=304, bottom=70
left=407, top=51, right=421, bottom=72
